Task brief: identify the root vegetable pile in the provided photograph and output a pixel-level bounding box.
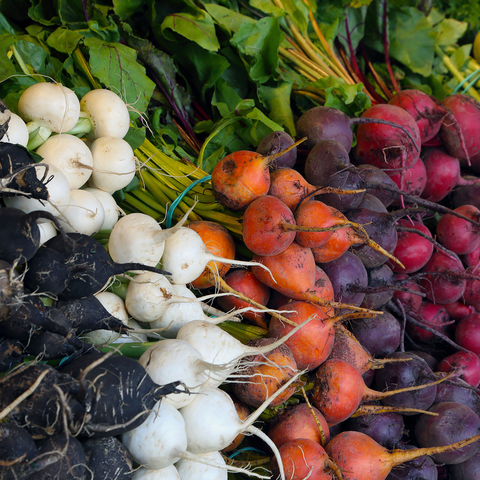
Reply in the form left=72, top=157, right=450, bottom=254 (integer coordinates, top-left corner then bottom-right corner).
left=3, top=75, right=480, bottom=480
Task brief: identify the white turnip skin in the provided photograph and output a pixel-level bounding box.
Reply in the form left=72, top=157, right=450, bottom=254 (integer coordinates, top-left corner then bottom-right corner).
left=179, top=376, right=303, bottom=480
left=18, top=82, right=81, bottom=134
left=57, top=188, right=105, bottom=236
left=161, top=227, right=273, bottom=285
left=176, top=451, right=227, bottom=480
left=138, top=339, right=229, bottom=408
left=176, top=317, right=309, bottom=377
left=82, top=292, right=129, bottom=345
left=0, top=112, right=29, bottom=147
left=3, top=163, right=71, bottom=216
left=83, top=187, right=121, bottom=230
left=132, top=465, right=181, bottom=480
left=88, top=136, right=136, bottom=193
left=122, top=400, right=189, bottom=469
left=37, top=220, right=57, bottom=245
left=36, top=133, right=94, bottom=189
left=80, top=89, right=130, bottom=140
left=108, top=207, right=192, bottom=267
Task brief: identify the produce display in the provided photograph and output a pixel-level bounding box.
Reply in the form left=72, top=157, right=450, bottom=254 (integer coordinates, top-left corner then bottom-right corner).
left=3, top=1, right=480, bottom=480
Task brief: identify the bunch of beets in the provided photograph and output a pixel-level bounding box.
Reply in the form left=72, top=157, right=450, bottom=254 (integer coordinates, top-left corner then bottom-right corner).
left=207, top=90, right=480, bottom=480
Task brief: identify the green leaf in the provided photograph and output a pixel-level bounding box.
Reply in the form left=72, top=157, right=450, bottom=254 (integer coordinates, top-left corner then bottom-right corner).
left=173, top=42, right=229, bottom=102
left=257, top=82, right=294, bottom=136
left=212, top=78, right=243, bottom=117
left=0, top=12, right=17, bottom=35
left=161, top=8, right=220, bottom=52
left=433, top=17, right=468, bottom=47
left=204, top=3, right=255, bottom=35
left=83, top=36, right=156, bottom=117
left=365, top=4, right=437, bottom=77
left=0, top=33, right=17, bottom=81
left=123, top=123, right=146, bottom=151
left=230, top=16, right=283, bottom=84
left=113, top=0, right=151, bottom=19
left=47, top=26, right=82, bottom=54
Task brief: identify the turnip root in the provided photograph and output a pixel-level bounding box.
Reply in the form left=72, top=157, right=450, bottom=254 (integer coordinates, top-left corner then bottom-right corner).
left=18, top=82, right=81, bottom=134
left=83, top=187, right=121, bottom=230
left=138, top=339, right=229, bottom=408
left=88, top=136, right=136, bottom=193
left=80, top=88, right=131, bottom=140
left=57, top=188, right=105, bottom=236
left=0, top=112, right=29, bottom=147
left=108, top=207, right=193, bottom=267
left=36, top=133, right=94, bottom=189
left=179, top=373, right=305, bottom=480
left=132, top=465, right=180, bottom=480
left=161, top=227, right=274, bottom=285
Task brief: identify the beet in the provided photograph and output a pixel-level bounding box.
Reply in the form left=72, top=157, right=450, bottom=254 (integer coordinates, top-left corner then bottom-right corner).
left=303, top=139, right=351, bottom=187
left=388, top=89, right=447, bottom=144
left=351, top=310, right=401, bottom=357
left=385, top=444, right=438, bottom=480
left=345, top=408, right=404, bottom=449
left=256, top=130, right=297, bottom=169
left=434, top=377, right=480, bottom=416
left=449, top=447, right=480, bottom=479
left=414, top=402, right=480, bottom=465
left=373, top=352, right=438, bottom=413
left=321, top=251, right=368, bottom=309
left=361, top=264, right=397, bottom=310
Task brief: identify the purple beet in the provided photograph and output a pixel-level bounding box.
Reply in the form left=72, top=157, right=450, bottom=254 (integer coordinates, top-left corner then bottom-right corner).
left=256, top=130, right=297, bottom=169
left=414, top=401, right=480, bottom=464
left=351, top=309, right=401, bottom=357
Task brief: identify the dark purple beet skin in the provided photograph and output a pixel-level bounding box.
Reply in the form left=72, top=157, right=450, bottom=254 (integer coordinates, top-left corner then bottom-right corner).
left=345, top=408, right=404, bottom=449
left=256, top=131, right=297, bottom=169
left=386, top=444, right=438, bottom=480
left=373, top=352, right=438, bottom=413
left=449, top=446, right=480, bottom=480
left=351, top=309, right=401, bottom=357
left=434, top=377, right=480, bottom=416
left=414, top=401, right=480, bottom=465
left=361, top=263, right=396, bottom=310
left=321, top=251, right=368, bottom=308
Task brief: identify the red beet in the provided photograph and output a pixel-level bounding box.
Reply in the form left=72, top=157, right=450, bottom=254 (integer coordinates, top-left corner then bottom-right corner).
left=437, top=350, right=480, bottom=387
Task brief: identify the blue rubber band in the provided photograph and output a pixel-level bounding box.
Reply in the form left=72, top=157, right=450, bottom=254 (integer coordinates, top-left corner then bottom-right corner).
left=228, top=447, right=268, bottom=459
left=165, top=174, right=212, bottom=228
left=453, top=67, right=480, bottom=94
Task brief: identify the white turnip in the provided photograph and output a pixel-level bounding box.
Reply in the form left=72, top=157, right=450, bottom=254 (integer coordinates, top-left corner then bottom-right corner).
left=36, top=133, right=94, bottom=189
left=80, top=89, right=130, bottom=140
left=88, top=136, right=136, bottom=193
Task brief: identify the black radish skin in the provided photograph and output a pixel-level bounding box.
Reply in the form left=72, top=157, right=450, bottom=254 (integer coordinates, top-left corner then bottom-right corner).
left=27, top=433, right=87, bottom=480
left=0, top=259, right=23, bottom=321
left=58, top=352, right=186, bottom=438
left=82, top=436, right=133, bottom=480
left=0, top=364, right=85, bottom=438
left=43, top=233, right=172, bottom=299
left=0, top=422, right=38, bottom=480
left=0, top=208, right=67, bottom=264
left=0, top=336, right=26, bottom=373
left=23, top=246, right=71, bottom=296
left=55, top=295, right=132, bottom=335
